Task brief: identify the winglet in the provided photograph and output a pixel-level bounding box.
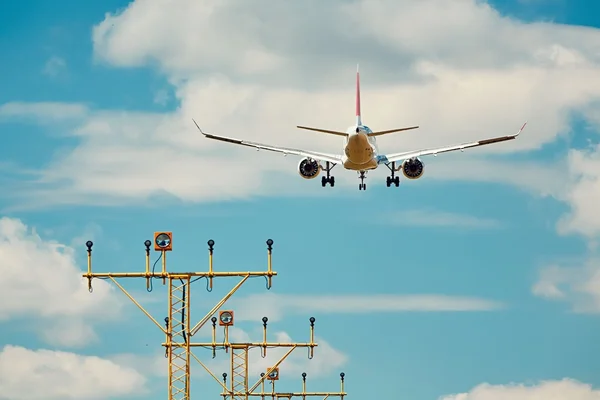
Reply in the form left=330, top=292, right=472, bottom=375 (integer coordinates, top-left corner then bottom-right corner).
left=192, top=118, right=207, bottom=136
left=515, top=121, right=527, bottom=137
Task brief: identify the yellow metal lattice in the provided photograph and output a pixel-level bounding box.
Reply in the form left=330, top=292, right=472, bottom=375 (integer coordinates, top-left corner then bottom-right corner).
left=168, top=277, right=191, bottom=400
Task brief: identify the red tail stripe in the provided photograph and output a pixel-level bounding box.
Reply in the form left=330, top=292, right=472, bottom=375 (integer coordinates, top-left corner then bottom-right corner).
left=356, top=72, right=361, bottom=117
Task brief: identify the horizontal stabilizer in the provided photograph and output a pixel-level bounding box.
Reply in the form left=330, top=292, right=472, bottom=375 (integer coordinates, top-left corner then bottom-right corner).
left=368, top=126, right=419, bottom=137
left=296, top=125, right=348, bottom=137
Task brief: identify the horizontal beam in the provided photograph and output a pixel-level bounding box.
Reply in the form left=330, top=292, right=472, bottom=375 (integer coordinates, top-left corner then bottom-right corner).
left=245, top=393, right=347, bottom=397
left=82, top=271, right=277, bottom=278
left=163, top=342, right=317, bottom=348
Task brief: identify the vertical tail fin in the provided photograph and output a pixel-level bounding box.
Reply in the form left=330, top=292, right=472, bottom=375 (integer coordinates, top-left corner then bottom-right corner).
left=356, top=64, right=362, bottom=126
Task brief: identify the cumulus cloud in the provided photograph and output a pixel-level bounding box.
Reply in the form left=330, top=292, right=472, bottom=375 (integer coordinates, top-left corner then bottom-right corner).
left=439, top=378, right=600, bottom=400
left=0, top=345, right=146, bottom=399
left=2, top=0, right=600, bottom=239
left=197, top=326, right=347, bottom=381
left=532, top=258, right=600, bottom=313
left=0, top=217, right=123, bottom=347
left=111, top=325, right=347, bottom=385
left=557, top=144, right=600, bottom=238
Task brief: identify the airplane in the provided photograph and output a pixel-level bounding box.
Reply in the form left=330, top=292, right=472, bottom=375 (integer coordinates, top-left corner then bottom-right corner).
left=192, top=67, right=527, bottom=190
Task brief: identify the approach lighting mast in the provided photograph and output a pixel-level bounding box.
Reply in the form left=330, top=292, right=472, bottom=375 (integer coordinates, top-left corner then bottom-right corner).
left=83, top=232, right=347, bottom=400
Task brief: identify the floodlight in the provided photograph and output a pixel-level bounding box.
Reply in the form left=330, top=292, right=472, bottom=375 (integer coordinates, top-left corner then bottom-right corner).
left=153, top=232, right=173, bottom=251
left=266, top=367, right=279, bottom=380
left=219, top=310, right=234, bottom=326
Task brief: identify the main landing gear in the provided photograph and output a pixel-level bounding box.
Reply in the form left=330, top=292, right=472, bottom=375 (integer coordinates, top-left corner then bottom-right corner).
left=385, top=162, right=400, bottom=187
left=358, top=170, right=367, bottom=190
left=321, top=161, right=336, bottom=187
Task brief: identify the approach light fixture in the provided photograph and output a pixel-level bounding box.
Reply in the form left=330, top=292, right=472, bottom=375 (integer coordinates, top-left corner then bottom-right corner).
left=219, top=310, right=234, bottom=326
left=153, top=232, right=173, bottom=252
left=266, top=367, right=279, bottom=381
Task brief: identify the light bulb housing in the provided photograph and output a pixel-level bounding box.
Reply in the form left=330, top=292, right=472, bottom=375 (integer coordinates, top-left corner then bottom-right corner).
left=219, top=310, right=234, bottom=326
left=266, top=367, right=279, bottom=381
left=153, top=232, right=173, bottom=251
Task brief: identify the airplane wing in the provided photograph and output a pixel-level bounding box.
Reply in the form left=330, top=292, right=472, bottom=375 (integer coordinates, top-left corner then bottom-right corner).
left=193, top=119, right=343, bottom=164
left=378, top=122, right=527, bottom=164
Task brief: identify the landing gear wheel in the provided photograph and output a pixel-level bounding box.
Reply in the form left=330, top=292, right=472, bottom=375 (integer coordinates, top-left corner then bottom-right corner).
left=358, top=171, right=367, bottom=190
left=386, top=162, right=400, bottom=188
left=320, top=161, right=336, bottom=188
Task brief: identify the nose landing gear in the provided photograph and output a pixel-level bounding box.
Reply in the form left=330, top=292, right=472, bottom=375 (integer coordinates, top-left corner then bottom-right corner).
left=358, top=170, right=367, bottom=190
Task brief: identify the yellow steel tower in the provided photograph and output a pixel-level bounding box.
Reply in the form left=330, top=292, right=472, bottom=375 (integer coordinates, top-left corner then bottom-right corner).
left=83, top=232, right=347, bottom=400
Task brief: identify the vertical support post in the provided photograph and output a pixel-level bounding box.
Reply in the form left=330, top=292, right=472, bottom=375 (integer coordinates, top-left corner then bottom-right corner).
left=231, top=345, right=249, bottom=400
left=168, top=276, right=191, bottom=400
left=162, top=250, right=167, bottom=285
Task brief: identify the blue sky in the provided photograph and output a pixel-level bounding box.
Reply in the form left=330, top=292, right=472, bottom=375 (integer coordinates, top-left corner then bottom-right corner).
left=1, top=0, right=600, bottom=399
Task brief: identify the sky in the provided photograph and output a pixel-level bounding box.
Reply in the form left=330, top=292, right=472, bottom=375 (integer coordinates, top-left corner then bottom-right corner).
left=1, top=0, right=600, bottom=399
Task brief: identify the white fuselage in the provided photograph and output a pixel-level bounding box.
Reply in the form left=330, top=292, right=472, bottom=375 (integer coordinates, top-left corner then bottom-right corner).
left=341, top=125, right=379, bottom=171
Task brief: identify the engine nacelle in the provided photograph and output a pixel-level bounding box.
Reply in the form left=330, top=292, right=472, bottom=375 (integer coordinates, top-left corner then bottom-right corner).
left=401, top=158, right=425, bottom=179
left=297, top=158, right=321, bottom=179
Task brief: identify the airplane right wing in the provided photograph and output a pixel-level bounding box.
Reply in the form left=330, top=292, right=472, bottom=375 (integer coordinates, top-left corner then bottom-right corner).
left=193, top=119, right=343, bottom=164
left=378, top=122, right=527, bottom=164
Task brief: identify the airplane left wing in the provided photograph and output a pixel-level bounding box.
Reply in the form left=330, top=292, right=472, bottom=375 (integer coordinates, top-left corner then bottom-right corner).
left=193, top=119, right=342, bottom=164
left=378, top=122, right=527, bottom=164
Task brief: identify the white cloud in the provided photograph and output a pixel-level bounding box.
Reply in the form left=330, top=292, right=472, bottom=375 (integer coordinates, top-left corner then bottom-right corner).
left=557, top=144, right=600, bottom=238
left=3, top=0, right=600, bottom=238
left=377, top=209, right=503, bottom=229
left=532, top=258, right=600, bottom=313
left=199, top=326, right=347, bottom=381
left=229, top=293, right=503, bottom=322
left=0, top=345, right=146, bottom=399
left=439, top=378, right=600, bottom=400
left=42, top=56, right=66, bottom=77
left=0, top=217, right=123, bottom=347
left=153, top=89, right=170, bottom=106
left=108, top=351, right=166, bottom=378
left=0, top=102, right=88, bottom=123
left=111, top=325, right=347, bottom=384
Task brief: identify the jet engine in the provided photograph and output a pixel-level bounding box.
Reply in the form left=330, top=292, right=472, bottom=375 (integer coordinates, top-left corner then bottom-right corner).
left=297, top=157, right=321, bottom=179
left=401, top=158, right=424, bottom=179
